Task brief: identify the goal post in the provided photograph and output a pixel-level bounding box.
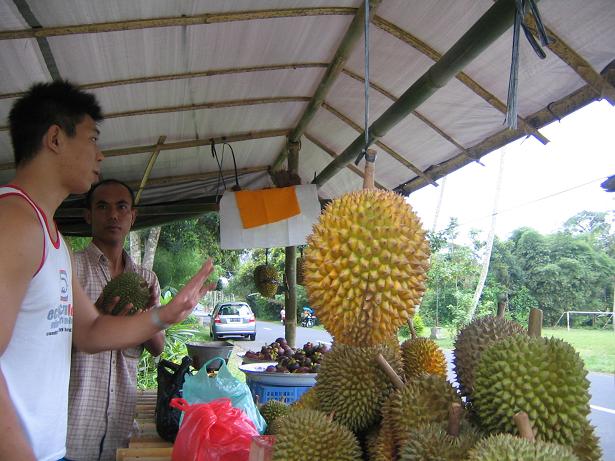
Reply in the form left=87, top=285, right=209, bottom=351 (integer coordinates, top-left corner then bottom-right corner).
left=555, top=311, right=614, bottom=330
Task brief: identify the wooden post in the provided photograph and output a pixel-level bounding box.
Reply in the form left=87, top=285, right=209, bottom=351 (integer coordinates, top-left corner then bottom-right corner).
left=362, top=149, right=377, bottom=189
left=284, top=141, right=300, bottom=348
left=528, top=308, right=543, bottom=338
left=496, top=293, right=507, bottom=318
left=513, top=411, right=535, bottom=441
left=447, top=402, right=463, bottom=437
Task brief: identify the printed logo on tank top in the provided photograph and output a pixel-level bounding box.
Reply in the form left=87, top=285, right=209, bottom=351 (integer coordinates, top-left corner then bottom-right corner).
left=46, top=269, right=73, bottom=335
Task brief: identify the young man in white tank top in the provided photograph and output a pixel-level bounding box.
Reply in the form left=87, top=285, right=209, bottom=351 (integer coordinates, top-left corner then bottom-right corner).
left=0, top=81, right=215, bottom=461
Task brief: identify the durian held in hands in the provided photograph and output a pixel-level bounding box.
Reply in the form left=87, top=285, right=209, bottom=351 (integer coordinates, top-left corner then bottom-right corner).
left=100, top=272, right=151, bottom=315
left=304, top=189, right=430, bottom=346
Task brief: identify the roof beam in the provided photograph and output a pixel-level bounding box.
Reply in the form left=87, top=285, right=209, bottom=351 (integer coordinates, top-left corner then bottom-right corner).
left=524, top=18, right=615, bottom=104
left=373, top=15, right=549, bottom=145
left=397, top=73, right=613, bottom=194
left=0, top=63, right=328, bottom=100
left=323, top=102, right=437, bottom=186
left=11, top=0, right=62, bottom=81
left=270, top=0, right=383, bottom=171
left=312, top=0, right=528, bottom=187
left=0, top=98, right=308, bottom=132
left=0, top=7, right=355, bottom=40
left=342, top=68, right=484, bottom=166
left=134, top=135, right=166, bottom=205
left=304, top=133, right=387, bottom=190
left=0, top=129, right=289, bottom=171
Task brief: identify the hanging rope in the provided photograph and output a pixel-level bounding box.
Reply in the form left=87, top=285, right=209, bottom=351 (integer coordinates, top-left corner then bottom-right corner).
left=355, top=0, right=371, bottom=165
left=505, top=0, right=550, bottom=130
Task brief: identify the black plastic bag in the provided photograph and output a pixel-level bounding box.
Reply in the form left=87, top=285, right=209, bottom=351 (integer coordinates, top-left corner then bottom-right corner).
left=155, top=356, right=192, bottom=442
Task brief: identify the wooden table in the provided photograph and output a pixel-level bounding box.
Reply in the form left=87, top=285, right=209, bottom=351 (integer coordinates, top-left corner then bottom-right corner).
left=116, top=390, right=173, bottom=461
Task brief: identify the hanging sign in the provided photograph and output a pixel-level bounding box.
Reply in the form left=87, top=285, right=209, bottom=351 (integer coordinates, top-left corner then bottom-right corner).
left=219, top=184, right=321, bottom=249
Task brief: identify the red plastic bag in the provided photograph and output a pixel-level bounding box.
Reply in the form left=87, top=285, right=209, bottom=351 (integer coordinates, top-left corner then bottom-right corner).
left=170, top=397, right=259, bottom=461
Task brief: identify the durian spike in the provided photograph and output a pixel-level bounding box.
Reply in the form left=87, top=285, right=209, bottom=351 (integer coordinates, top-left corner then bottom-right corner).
left=447, top=402, right=463, bottom=437
left=408, top=318, right=418, bottom=340
left=376, top=353, right=405, bottom=390
left=513, top=411, right=535, bottom=441
left=362, top=149, right=377, bottom=190
left=528, top=308, right=543, bottom=338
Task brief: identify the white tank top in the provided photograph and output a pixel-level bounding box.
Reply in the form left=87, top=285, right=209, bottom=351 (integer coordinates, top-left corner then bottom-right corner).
left=0, top=186, right=73, bottom=461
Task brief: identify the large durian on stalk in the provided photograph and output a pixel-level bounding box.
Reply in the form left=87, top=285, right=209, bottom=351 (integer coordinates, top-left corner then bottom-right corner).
left=253, top=264, right=279, bottom=298
left=272, top=409, right=362, bottom=461
left=100, top=272, right=150, bottom=315
left=453, top=315, right=526, bottom=398
left=303, top=189, right=430, bottom=346
left=467, top=434, right=580, bottom=461
left=473, top=335, right=592, bottom=448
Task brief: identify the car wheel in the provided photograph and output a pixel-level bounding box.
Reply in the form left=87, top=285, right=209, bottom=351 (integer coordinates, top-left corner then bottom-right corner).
left=249, top=334, right=256, bottom=341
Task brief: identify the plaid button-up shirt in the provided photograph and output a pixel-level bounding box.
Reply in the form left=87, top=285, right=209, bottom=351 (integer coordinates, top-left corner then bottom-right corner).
left=66, top=243, right=160, bottom=461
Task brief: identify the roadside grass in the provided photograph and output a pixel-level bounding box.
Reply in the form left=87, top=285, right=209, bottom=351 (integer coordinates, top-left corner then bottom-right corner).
left=398, top=326, right=614, bottom=374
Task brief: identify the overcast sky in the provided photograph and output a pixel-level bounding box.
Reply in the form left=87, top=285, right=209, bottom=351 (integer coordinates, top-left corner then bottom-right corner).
left=407, top=99, right=615, bottom=243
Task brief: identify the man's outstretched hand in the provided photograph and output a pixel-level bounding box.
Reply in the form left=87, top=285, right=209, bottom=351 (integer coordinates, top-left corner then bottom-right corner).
left=158, top=259, right=215, bottom=326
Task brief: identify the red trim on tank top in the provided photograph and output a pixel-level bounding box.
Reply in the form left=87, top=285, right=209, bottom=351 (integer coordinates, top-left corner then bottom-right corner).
left=5, top=184, right=61, bottom=249
left=0, top=191, right=46, bottom=276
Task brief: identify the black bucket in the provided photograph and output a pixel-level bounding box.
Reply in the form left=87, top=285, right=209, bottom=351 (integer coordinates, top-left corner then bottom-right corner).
left=186, top=341, right=234, bottom=371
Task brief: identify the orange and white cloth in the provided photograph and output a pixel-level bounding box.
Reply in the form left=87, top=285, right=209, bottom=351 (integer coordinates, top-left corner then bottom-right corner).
left=220, top=185, right=320, bottom=249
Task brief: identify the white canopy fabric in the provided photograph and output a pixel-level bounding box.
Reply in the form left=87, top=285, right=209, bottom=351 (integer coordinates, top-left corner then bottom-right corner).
left=0, top=0, right=613, bottom=234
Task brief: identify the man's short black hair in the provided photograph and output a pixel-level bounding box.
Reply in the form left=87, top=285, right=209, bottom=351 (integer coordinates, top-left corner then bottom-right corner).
left=86, top=179, right=135, bottom=209
left=9, top=80, right=103, bottom=167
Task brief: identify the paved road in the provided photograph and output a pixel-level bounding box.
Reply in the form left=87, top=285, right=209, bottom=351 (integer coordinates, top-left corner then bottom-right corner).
left=223, top=321, right=614, bottom=459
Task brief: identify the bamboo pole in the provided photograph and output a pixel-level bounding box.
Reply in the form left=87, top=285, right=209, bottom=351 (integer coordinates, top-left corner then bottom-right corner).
left=313, top=0, right=530, bottom=187
left=323, top=103, right=436, bottom=186
left=135, top=136, right=166, bottom=205
left=271, top=0, right=383, bottom=171
left=0, top=8, right=356, bottom=40
left=372, top=15, right=548, bottom=145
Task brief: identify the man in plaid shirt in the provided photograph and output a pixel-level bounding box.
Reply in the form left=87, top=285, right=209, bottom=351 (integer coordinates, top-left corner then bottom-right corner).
left=66, top=179, right=165, bottom=461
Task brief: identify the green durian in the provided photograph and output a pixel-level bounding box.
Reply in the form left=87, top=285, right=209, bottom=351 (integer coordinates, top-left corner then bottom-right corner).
left=453, top=315, right=526, bottom=398
left=398, top=422, right=482, bottom=461
left=315, top=343, right=402, bottom=433
left=100, top=272, right=150, bottom=315
left=473, top=335, right=591, bottom=448
left=254, top=264, right=279, bottom=298
left=383, top=374, right=462, bottom=451
left=259, top=399, right=290, bottom=427
left=467, top=434, right=580, bottom=461
left=272, top=409, right=362, bottom=461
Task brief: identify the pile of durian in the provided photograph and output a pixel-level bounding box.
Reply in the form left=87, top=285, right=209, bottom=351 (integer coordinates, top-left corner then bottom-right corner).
left=260, top=187, right=602, bottom=461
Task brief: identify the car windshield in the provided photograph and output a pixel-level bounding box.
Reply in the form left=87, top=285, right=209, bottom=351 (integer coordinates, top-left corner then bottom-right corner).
left=218, top=305, right=251, bottom=316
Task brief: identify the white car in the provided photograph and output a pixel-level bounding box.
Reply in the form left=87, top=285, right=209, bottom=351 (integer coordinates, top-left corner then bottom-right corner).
left=209, top=302, right=256, bottom=340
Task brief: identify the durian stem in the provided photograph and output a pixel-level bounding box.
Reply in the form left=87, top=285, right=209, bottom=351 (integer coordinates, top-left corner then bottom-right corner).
left=362, top=149, right=377, bottom=189
left=376, top=353, right=405, bottom=390
left=447, top=402, right=463, bottom=437
left=528, top=308, right=543, bottom=338
left=408, top=318, right=417, bottom=340
left=513, top=411, right=535, bottom=441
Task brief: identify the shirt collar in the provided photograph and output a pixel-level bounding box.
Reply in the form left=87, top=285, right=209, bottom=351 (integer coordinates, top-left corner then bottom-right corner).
left=84, top=241, right=137, bottom=273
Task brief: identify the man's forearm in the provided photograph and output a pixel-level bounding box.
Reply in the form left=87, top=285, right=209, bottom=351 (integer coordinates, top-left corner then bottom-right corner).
left=75, top=310, right=162, bottom=353
left=0, top=372, right=36, bottom=461
left=143, top=330, right=165, bottom=356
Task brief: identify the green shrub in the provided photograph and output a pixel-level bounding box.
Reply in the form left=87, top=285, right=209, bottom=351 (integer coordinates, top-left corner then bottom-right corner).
left=398, top=314, right=426, bottom=338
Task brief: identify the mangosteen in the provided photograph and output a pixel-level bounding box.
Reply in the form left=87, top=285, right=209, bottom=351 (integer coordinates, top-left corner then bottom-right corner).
left=265, top=365, right=276, bottom=373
